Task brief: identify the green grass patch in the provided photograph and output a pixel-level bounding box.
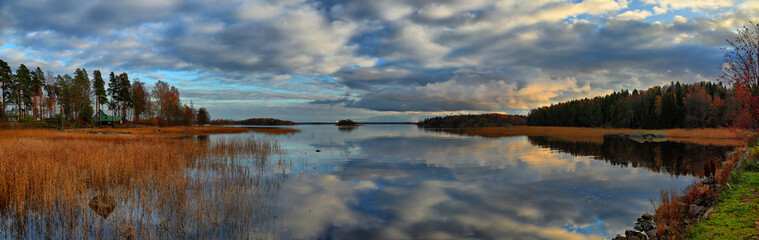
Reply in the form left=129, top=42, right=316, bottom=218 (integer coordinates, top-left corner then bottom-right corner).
left=688, top=154, right=759, bottom=239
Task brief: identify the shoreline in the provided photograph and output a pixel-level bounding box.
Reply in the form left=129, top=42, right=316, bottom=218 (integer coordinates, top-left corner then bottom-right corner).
left=46, top=125, right=250, bottom=136
left=428, top=126, right=743, bottom=146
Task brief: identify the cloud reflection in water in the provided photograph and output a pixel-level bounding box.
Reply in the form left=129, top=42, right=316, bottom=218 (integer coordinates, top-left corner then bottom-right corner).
left=251, top=125, right=726, bottom=239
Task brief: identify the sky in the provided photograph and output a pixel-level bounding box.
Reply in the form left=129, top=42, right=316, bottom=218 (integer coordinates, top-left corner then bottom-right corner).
left=0, top=0, right=756, bottom=122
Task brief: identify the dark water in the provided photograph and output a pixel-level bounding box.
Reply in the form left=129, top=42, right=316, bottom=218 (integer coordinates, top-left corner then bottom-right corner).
left=218, top=125, right=732, bottom=239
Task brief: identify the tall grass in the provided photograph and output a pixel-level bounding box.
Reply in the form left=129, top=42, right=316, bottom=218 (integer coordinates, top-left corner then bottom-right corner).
left=461, top=126, right=741, bottom=146
left=654, top=189, right=683, bottom=239
left=0, top=129, right=288, bottom=239
left=652, top=149, right=743, bottom=239
left=86, top=126, right=250, bottom=136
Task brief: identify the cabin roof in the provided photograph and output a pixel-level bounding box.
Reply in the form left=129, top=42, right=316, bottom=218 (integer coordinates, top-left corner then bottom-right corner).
left=93, top=110, right=122, bottom=121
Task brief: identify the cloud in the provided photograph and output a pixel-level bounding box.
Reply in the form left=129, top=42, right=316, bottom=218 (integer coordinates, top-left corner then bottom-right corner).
left=653, top=6, right=668, bottom=15
left=616, top=10, right=653, bottom=21
left=310, top=97, right=355, bottom=106
left=0, top=0, right=746, bottom=120
left=344, top=69, right=597, bottom=111
left=674, top=15, right=689, bottom=23
left=642, top=0, right=735, bottom=11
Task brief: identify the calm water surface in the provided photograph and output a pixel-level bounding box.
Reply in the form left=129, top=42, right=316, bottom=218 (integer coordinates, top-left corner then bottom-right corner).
left=217, top=125, right=731, bottom=239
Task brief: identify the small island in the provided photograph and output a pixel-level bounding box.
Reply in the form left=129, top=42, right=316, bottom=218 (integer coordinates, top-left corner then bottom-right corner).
left=336, top=119, right=361, bottom=126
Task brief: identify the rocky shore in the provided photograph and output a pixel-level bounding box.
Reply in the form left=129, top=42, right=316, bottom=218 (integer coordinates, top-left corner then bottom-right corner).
left=612, top=213, right=657, bottom=240
left=612, top=148, right=747, bottom=240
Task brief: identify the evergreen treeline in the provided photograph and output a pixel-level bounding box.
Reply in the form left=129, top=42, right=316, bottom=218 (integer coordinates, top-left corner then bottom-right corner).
left=417, top=113, right=527, bottom=128
left=0, top=58, right=210, bottom=126
left=527, top=82, right=733, bottom=129
left=210, top=118, right=296, bottom=126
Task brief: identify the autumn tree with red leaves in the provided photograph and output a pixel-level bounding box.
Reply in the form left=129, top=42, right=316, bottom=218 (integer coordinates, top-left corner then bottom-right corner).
left=720, top=22, right=759, bottom=134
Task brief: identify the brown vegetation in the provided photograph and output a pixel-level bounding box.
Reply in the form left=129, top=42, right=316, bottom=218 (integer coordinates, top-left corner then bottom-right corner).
left=460, top=126, right=742, bottom=146
left=82, top=126, right=249, bottom=136
left=652, top=148, right=744, bottom=239
left=0, top=128, right=287, bottom=239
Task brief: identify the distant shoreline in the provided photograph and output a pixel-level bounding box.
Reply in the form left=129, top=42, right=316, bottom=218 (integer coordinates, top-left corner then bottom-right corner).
left=296, top=122, right=416, bottom=125
left=423, top=126, right=743, bottom=146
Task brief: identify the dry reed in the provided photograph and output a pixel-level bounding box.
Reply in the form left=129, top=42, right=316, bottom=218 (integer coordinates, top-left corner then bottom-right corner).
left=462, top=126, right=742, bottom=146
left=0, top=128, right=288, bottom=239
left=82, top=126, right=250, bottom=136
left=651, top=149, right=744, bottom=239
left=654, top=189, right=684, bottom=239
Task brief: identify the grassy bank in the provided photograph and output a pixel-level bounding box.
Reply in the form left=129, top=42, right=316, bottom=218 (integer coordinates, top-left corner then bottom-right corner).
left=688, top=147, right=759, bottom=239
left=456, top=126, right=741, bottom=146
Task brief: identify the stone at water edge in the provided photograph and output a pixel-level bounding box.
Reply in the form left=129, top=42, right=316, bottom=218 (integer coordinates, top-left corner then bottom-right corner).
left=89, top=193, right=117, bottom=219
left=640, top=221, right=655, bottom=231
left=625, top=230, right=647, bottom=240
left=641, top=213, right=654, bottom=221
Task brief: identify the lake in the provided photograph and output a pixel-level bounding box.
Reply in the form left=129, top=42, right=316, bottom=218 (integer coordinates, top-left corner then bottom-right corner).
left=210, top=124, right=732, bottom=239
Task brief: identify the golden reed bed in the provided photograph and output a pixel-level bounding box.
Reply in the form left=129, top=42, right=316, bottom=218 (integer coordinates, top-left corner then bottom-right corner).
left=461, top=126, right=743, bottom=146
left=78, top=125, right=250, bottom=136
left=0, top=128, right=286, bottom=239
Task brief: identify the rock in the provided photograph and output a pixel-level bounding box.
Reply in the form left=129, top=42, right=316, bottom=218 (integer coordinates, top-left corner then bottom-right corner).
left=642, top=213, right=654, bottom=221
left=689, top=204, right=707, bottom=218
left=634, top=225, right=644, bottom=231
left=612, top=235, right=627, bottom=240
left=626, top=230, right=647, bottom=240
left=640, top=221, right=655, bottom=231
left=628, top=237, right=641, bottom=240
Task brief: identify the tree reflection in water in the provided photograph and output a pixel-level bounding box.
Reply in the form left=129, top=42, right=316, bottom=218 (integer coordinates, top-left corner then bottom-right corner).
left=527, top=135, right=734, bottom=177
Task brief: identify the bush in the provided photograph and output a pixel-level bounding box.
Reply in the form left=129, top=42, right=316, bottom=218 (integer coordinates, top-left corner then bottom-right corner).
left=18, top=116, right=37, bottom=123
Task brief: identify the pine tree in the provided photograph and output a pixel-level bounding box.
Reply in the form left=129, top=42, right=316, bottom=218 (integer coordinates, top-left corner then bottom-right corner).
left=14, top=64, right=32, bottom=117
left=0, top=59, right=11, bottom=120
left=92, top=70, right=107, bottom=115
left=118, top=73, right=131, bottom=119
left=32, top=67, right=44, bottom=118
left=107, top=72, right=120, bottom=116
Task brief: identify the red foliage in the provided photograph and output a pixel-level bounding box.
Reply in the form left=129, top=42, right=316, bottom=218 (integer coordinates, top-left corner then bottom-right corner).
left=720, top=22, right=759, bottom=144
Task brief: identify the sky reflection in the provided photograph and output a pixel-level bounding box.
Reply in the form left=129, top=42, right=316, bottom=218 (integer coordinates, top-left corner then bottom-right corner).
left=226, top=125, right=722, bottom=239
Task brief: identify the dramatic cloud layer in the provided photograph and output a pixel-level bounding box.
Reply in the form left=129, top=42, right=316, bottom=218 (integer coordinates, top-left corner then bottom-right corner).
left=1, top=0, right=756, bottom=121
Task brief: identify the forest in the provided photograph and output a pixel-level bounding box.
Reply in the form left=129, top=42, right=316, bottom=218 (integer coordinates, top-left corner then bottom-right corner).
left=0, top=58, right=210, bottom=127
left=527, top=81, right=733, bottom=129
left=418, top=113, right=527, bottom=128
left=210, top=118, right=296, bottom=126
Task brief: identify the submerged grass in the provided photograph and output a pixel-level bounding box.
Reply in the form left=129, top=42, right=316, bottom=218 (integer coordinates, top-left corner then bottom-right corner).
left=0, top=128, right=288, bottom=239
